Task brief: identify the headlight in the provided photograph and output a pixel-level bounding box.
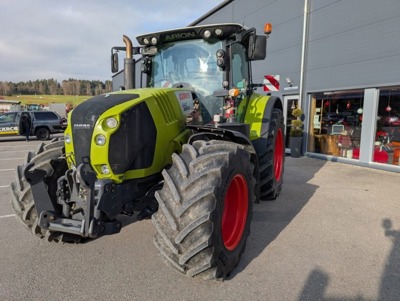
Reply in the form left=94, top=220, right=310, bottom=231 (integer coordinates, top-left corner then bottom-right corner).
left=106, top=117, right=118, bottom=129
left=65, top=134, right=71, bottom=144
left=151, top=37, right=158, bottom=45
left=95, top=134, right=106, bottom=146
left=101, top=165, right=110, bottom=175
left=214, top=28, right=223, bottom=36
left=216, top=49, right=225, bottom=58
left=203, top=30, right=211, bottom=39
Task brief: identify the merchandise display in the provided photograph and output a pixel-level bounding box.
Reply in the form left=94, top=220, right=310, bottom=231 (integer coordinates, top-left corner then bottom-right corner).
left=374, top=89, right=400, bottom=165
left=308, top=88, right=400, bottom=166
left=309, top=90, right=363, bottom=160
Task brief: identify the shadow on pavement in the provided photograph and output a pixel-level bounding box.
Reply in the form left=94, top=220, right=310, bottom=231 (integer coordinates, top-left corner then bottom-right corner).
left=231, top=156, right=327, bottom=278
left=297, top=219, right=400, bottom=301
left=298, top=268, right=370, bottom=301
left=379, top=219, right=400, bottom=301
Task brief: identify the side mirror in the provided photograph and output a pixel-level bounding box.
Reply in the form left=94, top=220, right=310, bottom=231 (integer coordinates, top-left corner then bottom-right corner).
left=248, top=35, right=267, bottom=61
left=111, top=52, right=119, bottom=73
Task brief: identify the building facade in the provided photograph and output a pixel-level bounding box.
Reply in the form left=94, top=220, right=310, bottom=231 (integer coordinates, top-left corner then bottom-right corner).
left=192, top=0, right=400, bottom=172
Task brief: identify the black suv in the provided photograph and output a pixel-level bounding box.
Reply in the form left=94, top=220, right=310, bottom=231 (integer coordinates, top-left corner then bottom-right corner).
left=0, top=111, right=67, bottom=140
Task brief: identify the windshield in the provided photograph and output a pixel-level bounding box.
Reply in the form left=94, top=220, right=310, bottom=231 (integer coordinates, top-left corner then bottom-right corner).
left=149, top=39, right=224, bottom=97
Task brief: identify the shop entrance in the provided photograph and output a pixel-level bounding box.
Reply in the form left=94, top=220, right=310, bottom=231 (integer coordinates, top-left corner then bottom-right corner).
left=283, top=95, right=299, bottom=150
left=308, top=90, right=364, bottom=159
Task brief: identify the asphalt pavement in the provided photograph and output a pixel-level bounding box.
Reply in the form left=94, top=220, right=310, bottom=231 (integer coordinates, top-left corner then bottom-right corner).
left=0, top=136, right=399, bottom=301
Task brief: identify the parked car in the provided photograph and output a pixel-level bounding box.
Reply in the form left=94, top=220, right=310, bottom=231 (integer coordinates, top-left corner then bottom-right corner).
left=0, top=111, right=67, bottom=140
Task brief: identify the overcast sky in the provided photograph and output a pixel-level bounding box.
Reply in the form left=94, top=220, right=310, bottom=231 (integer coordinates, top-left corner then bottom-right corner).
left=0, top=0, right=223, bottom=83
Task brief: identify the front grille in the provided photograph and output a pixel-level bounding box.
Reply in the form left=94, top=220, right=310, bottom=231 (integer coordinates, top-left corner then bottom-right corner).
left=71, top=93, right=139, bottom=166
left=109, top=102, right=156, bottom=174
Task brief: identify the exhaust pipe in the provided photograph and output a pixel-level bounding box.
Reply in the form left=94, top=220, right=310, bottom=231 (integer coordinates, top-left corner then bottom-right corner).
left=123, top=35, right=135, bottom=89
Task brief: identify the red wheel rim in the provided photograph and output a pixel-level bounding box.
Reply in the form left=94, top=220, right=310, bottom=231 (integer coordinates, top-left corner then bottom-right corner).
left=274, top=128, right=284, bottom=181
left=221, top=174, right=249, bottom=251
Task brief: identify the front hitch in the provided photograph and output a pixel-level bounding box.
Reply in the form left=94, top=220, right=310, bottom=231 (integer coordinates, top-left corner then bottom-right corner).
left=24, top=162, right=122, bottom=238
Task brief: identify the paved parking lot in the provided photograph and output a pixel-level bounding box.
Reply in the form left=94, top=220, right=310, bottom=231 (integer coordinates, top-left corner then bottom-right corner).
left=0, top=135, right=399, bottom=301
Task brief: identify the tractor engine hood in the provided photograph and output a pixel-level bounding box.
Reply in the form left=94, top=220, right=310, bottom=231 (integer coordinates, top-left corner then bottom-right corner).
left=70, top=93, right=140, bottom=167
left=66, top=92, right=158, bottom=181
left=64, top=88, right=190, bottom=183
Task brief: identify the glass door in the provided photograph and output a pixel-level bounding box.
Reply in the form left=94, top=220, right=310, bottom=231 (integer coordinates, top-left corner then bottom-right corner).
left=283, top=95, right=299, bottom=150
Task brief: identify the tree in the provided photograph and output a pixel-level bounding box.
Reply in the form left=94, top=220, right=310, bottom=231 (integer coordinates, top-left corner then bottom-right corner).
left=0, top=82, right=12, bottom=96
left=1, top=78, right=113, bottom=96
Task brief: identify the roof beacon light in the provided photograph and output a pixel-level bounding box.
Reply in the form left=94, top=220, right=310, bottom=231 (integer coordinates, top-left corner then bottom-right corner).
left=264, top=23, right=272, bottom=35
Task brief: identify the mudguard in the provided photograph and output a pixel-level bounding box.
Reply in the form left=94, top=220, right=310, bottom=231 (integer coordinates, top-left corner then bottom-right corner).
left=240, top=94, right=282, bottom=139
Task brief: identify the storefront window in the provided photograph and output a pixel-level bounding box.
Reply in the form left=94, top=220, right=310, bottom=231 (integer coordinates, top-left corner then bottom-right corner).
left=375, top=88, right=400, bottom=165
left=308, top=90, right=364, bottom=159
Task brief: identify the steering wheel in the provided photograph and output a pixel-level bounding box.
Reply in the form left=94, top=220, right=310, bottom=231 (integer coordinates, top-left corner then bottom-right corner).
left=172, top=82, right=195, bottom=90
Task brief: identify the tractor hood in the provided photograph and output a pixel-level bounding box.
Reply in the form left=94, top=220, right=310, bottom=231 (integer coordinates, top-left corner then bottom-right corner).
left=64, top=88, right=192, bottom=182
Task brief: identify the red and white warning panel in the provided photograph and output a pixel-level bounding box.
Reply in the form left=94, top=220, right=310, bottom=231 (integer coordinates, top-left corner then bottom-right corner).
left=263, top=75, right=280, bottom=91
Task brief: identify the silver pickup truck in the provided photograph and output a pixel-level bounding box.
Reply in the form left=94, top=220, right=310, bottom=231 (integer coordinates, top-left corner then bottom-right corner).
left=0, top=111, right=67, bottom=140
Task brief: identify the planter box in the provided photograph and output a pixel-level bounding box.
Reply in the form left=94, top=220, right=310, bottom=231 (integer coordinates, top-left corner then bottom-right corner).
left=290, top=136, right=303, bottom=158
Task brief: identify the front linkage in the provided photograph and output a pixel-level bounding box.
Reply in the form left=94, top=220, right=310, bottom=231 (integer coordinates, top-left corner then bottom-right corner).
left=24, top=160, right=121, bottom=238
left=23, top=159, right=158, bottom=239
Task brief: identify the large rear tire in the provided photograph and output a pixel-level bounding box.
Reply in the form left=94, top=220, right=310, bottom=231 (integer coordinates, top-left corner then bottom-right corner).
left=152, top=140, right=255, bottom=280
left=10, top=138, right=81, bottom=243
left=259, top=108, right=285, bottom=200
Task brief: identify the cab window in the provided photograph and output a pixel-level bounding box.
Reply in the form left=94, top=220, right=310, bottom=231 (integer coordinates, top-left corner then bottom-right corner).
left=0, top=113, right=17, bottom=123
left=150, top=39, right=223, bottom=96
left=231, top=43, right=249, bottom=89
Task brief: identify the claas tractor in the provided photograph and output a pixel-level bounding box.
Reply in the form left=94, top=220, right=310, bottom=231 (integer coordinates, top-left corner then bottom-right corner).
left=10, top=22, right=285, bottom=280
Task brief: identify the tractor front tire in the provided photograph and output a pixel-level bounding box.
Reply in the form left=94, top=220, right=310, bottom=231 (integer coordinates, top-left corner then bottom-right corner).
left=259, top=108, right=285, bottom=200
left=10, top=138, right=81, bottom=243
left=152, top=140, right=255, bottom=280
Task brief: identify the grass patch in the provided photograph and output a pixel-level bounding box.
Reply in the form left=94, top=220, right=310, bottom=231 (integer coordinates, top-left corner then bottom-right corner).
left=2, top=95, right=89, bottom=106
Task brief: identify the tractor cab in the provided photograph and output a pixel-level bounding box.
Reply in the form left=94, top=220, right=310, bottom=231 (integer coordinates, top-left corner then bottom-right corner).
left=112, top=23, right=271, bottom=123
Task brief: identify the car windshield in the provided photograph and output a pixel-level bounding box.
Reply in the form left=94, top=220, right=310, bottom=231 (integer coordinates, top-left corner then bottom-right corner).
left=149, top=39, right=224, bottom=97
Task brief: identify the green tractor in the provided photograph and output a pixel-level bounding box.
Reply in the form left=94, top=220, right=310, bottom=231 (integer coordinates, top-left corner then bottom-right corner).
left=10, top=23, right=285, bottom=280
